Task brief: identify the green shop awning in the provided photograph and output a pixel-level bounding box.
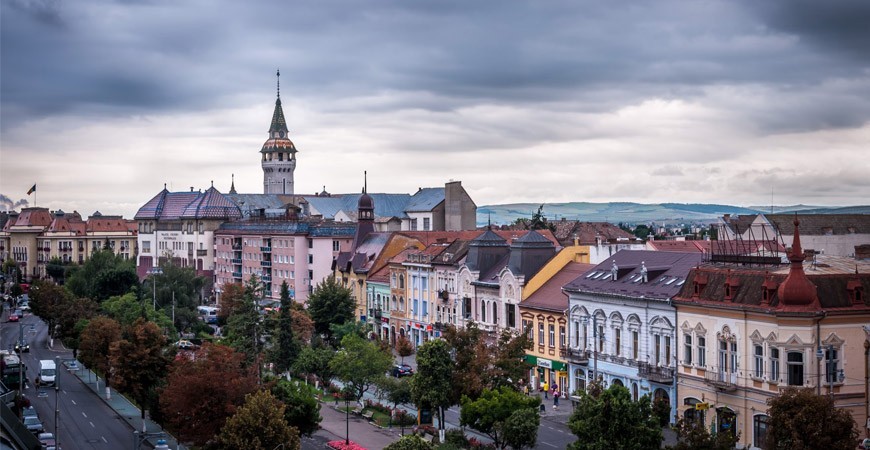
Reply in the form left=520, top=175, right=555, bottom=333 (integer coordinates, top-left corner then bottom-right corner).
left=524, top=354, right=567, bottom=372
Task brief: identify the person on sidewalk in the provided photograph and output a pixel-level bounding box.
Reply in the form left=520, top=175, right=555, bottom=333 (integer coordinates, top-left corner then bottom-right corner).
left=553, top=390, right=560, bottom=409
left=543, top=381, right=549, bottom=399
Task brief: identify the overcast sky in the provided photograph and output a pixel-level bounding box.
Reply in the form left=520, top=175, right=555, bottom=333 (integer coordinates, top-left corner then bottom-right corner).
left=2, top=0, right=869, bottom=219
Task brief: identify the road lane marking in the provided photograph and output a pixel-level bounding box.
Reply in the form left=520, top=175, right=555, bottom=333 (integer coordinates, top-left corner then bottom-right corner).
left=71, top=399, right=76, bottom=405
left=542, top=443, right=557, bottom=448
left=90, top=421, right=95, bottom=428
left=102, top=437, right=108, bottom=443
left=82, top=412, right=87, bottom=418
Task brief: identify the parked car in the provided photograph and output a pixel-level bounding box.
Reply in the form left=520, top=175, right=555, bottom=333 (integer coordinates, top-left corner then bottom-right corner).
left=391, top=364, right=415, bottom=378
left=14, top=339, right=29, bottom=353
left=859, top=438, right=870, bottom=450
left=7, top=310, right=20, bottom=322
left=175, top=340, right=196, bottom=350
left=21, top=406, right=37, bottom=419
left=23, top=415, right=43, bottom=434
left=37, top=432, right=55, bottom=448
left=19, top=302, right=30, bottom=312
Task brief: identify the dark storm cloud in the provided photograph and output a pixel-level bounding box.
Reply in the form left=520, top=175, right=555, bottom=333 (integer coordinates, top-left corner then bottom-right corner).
left=2, top=0, right=869, bottom=135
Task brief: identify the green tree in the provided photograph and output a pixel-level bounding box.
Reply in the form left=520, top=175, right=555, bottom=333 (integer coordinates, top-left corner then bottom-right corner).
left=384, top=435, right=435, bottom=450
left=293, top=345, right=335, bottom=390
left=502, top=407, right=540, bottom=450
left=459, top=386, right=541, bottom=450
left=159, top=343, right=259, bottom=446
left=65, top=249, right=137, bottom=301
left=217, top=389, right=301, bottom=450
left=666, top=418, right=739, bottom=450
left=218, top=281, right=246, bottom=324
left=330, top=334, right=392, bottom=404
left=45, top=257, right=67, bottom=283
left=567, top=383, right=662, bottom=450
left=377, top=376, right=412, bottom=428
left=144, top=259, right=207, bottom=311
left=410, top=339, right=453, bottom=440
left=102, top=292, right=174, bottom=331
left=766, top=387, right=857, bottom=450
left=490, top=329, right=531, bottom=391
left=78, top=317, right=122, bottom=385
left=270, top=281, right=300, bottom=373
left=529, top=204, right=556, bottom=232
left=54, top=296, right=99, bottom=344
left=329, top=320, right=367, bottom=344
left=306, top=275, right=355, bottom=345
left=28, top=281, right=70, bottom=337
left=223, top=276, right=263, bottom=366
left=271, top=379, right=322, bottom=437
left=109, top=318, right=171, bottom=421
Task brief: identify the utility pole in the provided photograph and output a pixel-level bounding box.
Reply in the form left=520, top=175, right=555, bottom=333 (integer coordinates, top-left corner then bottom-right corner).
left=55, top=356, right=59, bottom=448
left=592, top=315, right=598, bottom=381
left=18, top=320, right=24, bottom=393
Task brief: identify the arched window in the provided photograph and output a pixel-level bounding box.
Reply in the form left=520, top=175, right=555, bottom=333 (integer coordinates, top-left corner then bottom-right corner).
left=481, top=300, right=487, bottom=322
left=632, top=383, right=639, bottom=401
left=392, top=295, right=397, bottom=310
left=399, top=275, right=405, bottom=289
left=492, top=302, right=499, bottom=325
left=753, top=414, right=770, bottom=449
left=399, top=297, right=405, bottom=312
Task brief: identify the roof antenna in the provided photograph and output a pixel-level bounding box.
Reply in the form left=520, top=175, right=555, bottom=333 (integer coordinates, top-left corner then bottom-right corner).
left=488, top=212, right=492, bottom=230
left=364, top=170, right=367, bottom=194
left=276, top=69, right=280, bottom=99
left=210, top=180, right=214, bottom=188
left=164, top=183, right=167, bottom=190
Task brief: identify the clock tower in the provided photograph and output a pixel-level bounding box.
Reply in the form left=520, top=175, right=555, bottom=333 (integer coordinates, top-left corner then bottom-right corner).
left=261, top=70, right=297, bottom=194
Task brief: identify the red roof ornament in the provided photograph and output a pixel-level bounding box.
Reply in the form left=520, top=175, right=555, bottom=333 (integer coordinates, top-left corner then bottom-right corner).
left=776, top=217, right=819, bottom=309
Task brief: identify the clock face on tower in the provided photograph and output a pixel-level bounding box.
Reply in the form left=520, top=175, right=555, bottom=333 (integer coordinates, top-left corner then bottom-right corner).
left=279, top=131, right=285, bottom=138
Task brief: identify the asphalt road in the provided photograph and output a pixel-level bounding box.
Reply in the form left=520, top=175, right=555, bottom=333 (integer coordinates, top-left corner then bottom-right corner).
left=2, top=309, right=132, bottom=450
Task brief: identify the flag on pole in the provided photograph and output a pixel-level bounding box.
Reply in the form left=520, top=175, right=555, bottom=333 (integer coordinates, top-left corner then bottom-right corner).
left=27, top=184, right=36, bottom=195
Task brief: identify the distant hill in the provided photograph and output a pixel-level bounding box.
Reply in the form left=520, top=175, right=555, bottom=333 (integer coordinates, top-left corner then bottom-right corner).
left=476, top=202, right=870, bottom=227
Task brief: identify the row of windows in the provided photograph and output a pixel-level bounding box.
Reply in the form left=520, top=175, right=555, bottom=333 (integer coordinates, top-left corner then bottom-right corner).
left=408, top=217, right=431, bottom=231
left=523, top=320, right=567, bottom=349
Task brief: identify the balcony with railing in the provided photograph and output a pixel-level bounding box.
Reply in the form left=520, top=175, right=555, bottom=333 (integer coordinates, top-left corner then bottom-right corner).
left=232, top=271, right=243, bottom=279
left=566, top=348, right=590, bottom=365
left=703, top=367, right=738, bottom=391
left=260, top=246, right=272, bottom=253
left=261, top=260, right=272, bottom=267
left=637, top=362, right=675, bottom=384
left=231, top=258, right=242, bottom=265
left=197, top=249, right=207, bottom=256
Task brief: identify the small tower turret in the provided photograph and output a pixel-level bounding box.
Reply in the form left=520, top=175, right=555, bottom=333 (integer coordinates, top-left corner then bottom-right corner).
left=261, top=70, right=297, bottom=194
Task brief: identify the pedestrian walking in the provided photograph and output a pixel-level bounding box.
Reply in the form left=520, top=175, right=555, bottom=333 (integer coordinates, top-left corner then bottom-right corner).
left=543, top=381, right=549, bottom=399
left=553, top=389, right=560, bottom=409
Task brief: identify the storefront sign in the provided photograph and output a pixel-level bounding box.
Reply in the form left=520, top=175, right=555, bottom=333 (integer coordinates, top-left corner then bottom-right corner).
left=695, top=402, right=710, bottom=411
left=537, top=358, right=552, bottom=369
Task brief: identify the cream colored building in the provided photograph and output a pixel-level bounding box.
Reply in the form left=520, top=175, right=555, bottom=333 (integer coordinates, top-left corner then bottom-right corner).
left=674, top=220, right=870, bottom=449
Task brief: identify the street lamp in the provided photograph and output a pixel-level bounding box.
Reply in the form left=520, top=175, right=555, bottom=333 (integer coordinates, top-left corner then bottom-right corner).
left=54, top=356, right=59, bottom=448
left=147, top=267, right=163, bottom=310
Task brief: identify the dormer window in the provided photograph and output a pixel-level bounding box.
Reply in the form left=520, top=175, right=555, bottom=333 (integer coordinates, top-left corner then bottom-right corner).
left=848, top=280, right=864, bottom=305
left=692, top=274, right=708, bottom=298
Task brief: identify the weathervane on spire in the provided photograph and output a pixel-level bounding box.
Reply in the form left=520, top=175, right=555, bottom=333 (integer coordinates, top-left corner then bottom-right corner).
left=277, top=69, right=281, bottom=98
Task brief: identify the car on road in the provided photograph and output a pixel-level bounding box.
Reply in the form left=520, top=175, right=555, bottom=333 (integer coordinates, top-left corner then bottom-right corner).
left=21, top=406, right=37, bottom=419
left=7, top=310, right=21, bottom=322
left=23, top=415, right=43, bottom=434
left=175, top=339, right=196, bottom=350
left=14, top=339, right=29, bottom=353
left=859, top=438, right=870, bottom=450
left=37, top=432, right=55, bottom=448
left=391, top=364, right=415, bottom=378
left=19, top=302, right=30, bottom=312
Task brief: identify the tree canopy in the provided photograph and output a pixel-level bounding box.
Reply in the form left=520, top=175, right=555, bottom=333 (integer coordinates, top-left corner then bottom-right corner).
left=65, top=249, right=137, bottom=301
left=306, top=275, right=355, bottom=345
left=78, top=316, right=122, bottom=383
left=270, top=281, right=300, bottom=373
left=459, top=386, right=541, bottom=450
left=384, top=435, right=435, bottom=450
left=293, top=345, right=335, bottom=388
left=410, top=339, right=453, bottom=433
left=109, top=318, right=170, bottom=420
left=330, top=334, right=392, bottom=403
left=766, top=387, right=857, bottom=450
left=271, top=379, right=322, bottom=437
left=567, top=383, right=662, bottom=450
left=217, top=390, right=301, bottom=450
left=159, top=343, right=259, bottom=446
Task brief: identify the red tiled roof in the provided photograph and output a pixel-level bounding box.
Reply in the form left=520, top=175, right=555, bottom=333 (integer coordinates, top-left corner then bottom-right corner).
left=647, top=240, right=711, bottom=253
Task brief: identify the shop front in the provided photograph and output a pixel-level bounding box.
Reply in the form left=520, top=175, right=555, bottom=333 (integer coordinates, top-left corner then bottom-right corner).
left=524, top=355, right=568, bottom=393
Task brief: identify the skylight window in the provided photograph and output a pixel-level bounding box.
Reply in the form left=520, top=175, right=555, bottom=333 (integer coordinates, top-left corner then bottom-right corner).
left=664, top=278, right=677, bottom=285
left=586, top=271, right=597, bottom=279
left=676, top=279, right=685, bottom=286
left=591, top=272, right=605, bottom=279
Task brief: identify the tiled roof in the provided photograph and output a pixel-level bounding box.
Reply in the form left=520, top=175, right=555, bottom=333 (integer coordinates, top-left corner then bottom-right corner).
left=766, top=214, right=870, bottom=235
left=511, top=229, right=553, bottom=247
left=522, top=262, right=595, bottom=312
left=476, top=253, right=510, bottom=286
left=722, top=214, right=759, bottom=234
left=647, top=240, right=711, bottom=253
left=135, top=190, right=198, bottom=220
left=12, top=208, right=53, bottom=228
left=564, top=250, right=704, bottom=300
left=86, top=217, right=134, bottom=233
left=404, top=188, right=445, bottom=212
left=47, top=217, right=86, bottom=234
left=181, top=187, right=242, bottom=219
left=675, top=255, right=870, bottom=312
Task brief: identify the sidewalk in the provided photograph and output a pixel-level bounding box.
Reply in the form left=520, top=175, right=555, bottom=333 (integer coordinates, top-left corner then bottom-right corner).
left=69, top=362, right=187, bottom=450
left=315, top=401, right=402, bottom=449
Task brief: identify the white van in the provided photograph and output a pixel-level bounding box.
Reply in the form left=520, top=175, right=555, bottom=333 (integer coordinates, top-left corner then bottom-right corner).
left=38, top=360, right=56, bottom=386
left=197, top=306, right=219, bottom=324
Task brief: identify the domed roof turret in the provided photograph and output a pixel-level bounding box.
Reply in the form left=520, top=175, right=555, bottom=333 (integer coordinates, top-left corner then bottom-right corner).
left=777, top=217, right=819, bottom=309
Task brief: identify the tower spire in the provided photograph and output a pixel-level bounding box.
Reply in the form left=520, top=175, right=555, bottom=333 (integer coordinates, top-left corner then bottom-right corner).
left=276, top=69, right=280, bottom=99
left=364, top=170, right=367, bottom=194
